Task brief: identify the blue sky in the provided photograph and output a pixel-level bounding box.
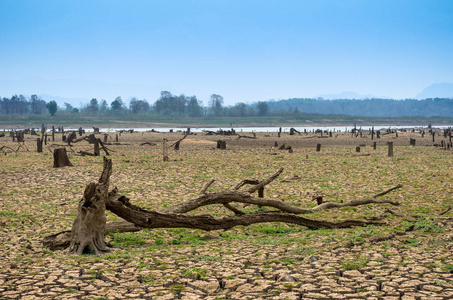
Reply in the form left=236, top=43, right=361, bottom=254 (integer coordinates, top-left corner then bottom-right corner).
left=1, top=0, right=452, bottom=106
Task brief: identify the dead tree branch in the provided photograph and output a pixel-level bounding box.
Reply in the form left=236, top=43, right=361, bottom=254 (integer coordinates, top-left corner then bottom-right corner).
left=312, top=184, right=402, bottom=211
left=168, top=135, right=187, bottom=148
left=43, top=159, right=402, bottom=254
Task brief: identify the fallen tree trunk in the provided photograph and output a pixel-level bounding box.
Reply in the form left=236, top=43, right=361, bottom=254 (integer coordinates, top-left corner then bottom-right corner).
left=105, top=194, right=382, bottom=231
left=43, top=158, right=402, bottom=254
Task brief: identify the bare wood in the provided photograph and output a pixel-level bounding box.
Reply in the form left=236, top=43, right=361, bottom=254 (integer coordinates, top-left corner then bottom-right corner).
left=72, top=136, right=90, bottom=143
left=236, top=134, right=256, bottom=140
left=280, top=175, right=301, bottom=182
left=106, top=194, right=382, bottom=231
left=163, top=138, right=168, bottom=161
left=43, top=161, right=403, bottom=254
left=140, top=141, right=157, bottom=146
left=0, top=145, right=21, bottom=155
left=373, top=184, right=403, bottom=198
left=67, top=157, right=112, bottom=255
left=312, top=185, right=402, bottom=211
left=43, top=221, right=140, bottom=251
left=222, top=203, right=245, bottom=215
left=77, top=151, right=96, bottom=156
left=234, top=179, right=260, bottom=190
left=162, top=190, right=312, bottom=214
left=168, top=134, right=187, bottom=147
left=247, top=168, right=284, bottom=194
left=53, top=148, right=73, bottom=168
left=67, top=131, right=77, bottom=145
left=199, top=179, right=216, bottom=195
left=439, top=206, right=452, bottom=216
left=97, top=138, right=111, bottom=155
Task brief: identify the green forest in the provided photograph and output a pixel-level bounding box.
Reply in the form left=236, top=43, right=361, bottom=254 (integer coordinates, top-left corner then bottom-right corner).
left=1, top=92, right=453, bottom=119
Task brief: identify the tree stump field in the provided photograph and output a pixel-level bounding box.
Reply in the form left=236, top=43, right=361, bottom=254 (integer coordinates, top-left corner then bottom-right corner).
left=0, top=128, right=452, bottom=299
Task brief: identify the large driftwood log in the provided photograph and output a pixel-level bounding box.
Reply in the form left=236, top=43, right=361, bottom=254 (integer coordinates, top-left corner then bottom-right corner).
left=43, top=158, right=402, bottom=253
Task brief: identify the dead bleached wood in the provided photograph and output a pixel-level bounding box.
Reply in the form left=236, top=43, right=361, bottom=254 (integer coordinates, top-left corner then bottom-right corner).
left=236, top=134, right=256, bottom=140
left=43, top=221, right=140, bottom=251
left=43, top=159, right=402, bottom=254
left=0, top=144, right=28, bottom=155
left=168, top=134, right=187, bottom=148
left=199, top=179, right=216, bottom=195
left=67, top=157, right=112, bottom=255
left=105, top=193, right=381, bottom=232
left=311, top=184, right=402, bottom=211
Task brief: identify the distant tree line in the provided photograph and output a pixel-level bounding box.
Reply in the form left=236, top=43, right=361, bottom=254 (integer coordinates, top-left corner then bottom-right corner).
left=1, top=93, right=452, bottom=117
left=266, top=98, right=453, bottom=117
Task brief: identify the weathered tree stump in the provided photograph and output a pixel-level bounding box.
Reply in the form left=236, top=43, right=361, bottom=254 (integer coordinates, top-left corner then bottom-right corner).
left=67, top=132, right=77, bottom=145
left=387, top=142, right=394, bottom=157
left=53, top=148, right=73, bottom=168
left=68, top=157, right=112, bottom=255
left=217, top=140, right=226, bottom=150
left=37, top=138, right=43, bottom=153
left=410, top=138, right=416, bottom=146
left=163, top=138, right=169, bottom=161
left=316, top=144, right=321, bottom=152
left=16, top=131, right=25, bottom=143
left=356, top=146, right=360, bottom=153
left=94, top=140, right=100, bottom=156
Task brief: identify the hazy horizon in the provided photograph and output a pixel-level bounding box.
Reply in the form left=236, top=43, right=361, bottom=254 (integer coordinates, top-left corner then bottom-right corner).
left=1, top=0, right=452, bottom=105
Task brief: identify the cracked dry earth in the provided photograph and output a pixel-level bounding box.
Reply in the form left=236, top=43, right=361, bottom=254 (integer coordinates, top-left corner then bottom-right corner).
left=1, top=130, right=452, bottom=299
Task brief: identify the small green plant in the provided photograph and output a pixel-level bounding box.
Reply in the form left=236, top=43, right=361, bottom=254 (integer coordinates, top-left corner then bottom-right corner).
left=42, top=248, right=53, bottom=255
left=413, top=219, right=445, bottom=233
left=252, top=223, right=297, bottom=235
left=283, top=283, right=294, bottom=290
left=169, top=284, right=186, bottom=294
left=280, top=257, right=296, bottom=265
left=136, top=263, right=151, bottom=269
left=108, top=232, right=145, bottom=246
left=182, top=268, right=208, bottom=279
left=62, top=288, right=78, bottom=294
left=442, top=264, right=453, bottom=273
left=341, top=255, right=369, bottom=270
left=403, top=238, right=419, bottom=247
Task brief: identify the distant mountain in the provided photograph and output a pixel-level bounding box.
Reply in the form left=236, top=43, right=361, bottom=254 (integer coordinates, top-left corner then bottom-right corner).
left=416, top=83, right=453, bottom=99
left=317, top=91, right=377, bottom=100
